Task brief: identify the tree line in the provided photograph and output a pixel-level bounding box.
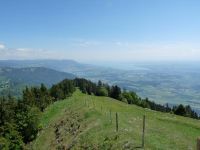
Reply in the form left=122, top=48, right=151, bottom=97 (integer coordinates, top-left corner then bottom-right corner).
left=0, top=78, right=199, bottom=149
left=75, top=78, right=199, bottom=119
left=0, top=79, right=75, bottom=149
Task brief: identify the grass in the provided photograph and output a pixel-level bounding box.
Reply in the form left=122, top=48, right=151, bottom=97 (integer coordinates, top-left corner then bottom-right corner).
left=31, top=89, right=200, bottom=150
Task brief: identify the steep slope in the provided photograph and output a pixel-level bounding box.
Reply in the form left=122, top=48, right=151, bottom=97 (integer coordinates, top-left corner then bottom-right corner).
left=0, top=67, right=75, bottom=96
left=31, top=90, right=200, bottom=150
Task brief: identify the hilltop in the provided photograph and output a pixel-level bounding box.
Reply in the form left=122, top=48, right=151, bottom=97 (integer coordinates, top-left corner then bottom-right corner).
left=31, top=89, right=200, bottom=150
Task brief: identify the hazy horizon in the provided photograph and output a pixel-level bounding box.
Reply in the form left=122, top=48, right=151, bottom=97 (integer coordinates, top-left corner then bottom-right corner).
left=1, top=59, right=200, bottom=71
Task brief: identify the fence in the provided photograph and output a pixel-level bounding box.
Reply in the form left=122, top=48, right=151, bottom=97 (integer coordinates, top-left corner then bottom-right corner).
left=83, top=97, right=200, bottom=149
left=83, top=98, right=146, bottom=148
left=197, top=137, right=200, bottom=150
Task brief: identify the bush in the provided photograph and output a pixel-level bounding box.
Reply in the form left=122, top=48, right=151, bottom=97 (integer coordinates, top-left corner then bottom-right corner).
left=1, top=123, right=24, bottom=150
left=96, top=87, right=108, bottom=96
left=0, top=137, right=9, bottom=150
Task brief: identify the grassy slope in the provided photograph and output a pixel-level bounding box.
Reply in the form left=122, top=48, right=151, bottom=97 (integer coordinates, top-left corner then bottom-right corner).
left=31, top=90, right=200, bottom=150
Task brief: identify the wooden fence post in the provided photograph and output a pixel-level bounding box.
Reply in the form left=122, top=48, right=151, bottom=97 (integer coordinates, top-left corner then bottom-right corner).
left=197, top=137, right=200, bottom=150
left=110, top=109, right=112, bottom=123
left=92, top=100, right=95, bottom=108
left=142, top=115, right=146, bottom=148
left=116, top=112, right=118, bottom=132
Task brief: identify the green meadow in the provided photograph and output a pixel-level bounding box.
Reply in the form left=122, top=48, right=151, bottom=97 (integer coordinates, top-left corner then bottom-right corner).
left=31, top=90, right=200, bottom=150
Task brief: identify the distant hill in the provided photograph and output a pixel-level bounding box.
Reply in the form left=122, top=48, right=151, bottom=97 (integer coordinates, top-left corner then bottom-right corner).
left=0, top=59, right=113, bottom=77
left=0, top=67, right=75, bottom=96
left=0, top=59, right=95, bottom=73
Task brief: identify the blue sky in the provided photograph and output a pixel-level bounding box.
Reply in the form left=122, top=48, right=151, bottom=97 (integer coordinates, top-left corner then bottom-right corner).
left=0, top=0, right=200, bottom=62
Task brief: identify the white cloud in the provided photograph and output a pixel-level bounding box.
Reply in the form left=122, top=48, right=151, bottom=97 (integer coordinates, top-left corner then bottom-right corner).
left=67, top=41, right=200, bottom=61
left=0, top=47, right=58, bottom=60
left=16, top=48, right=31, bottom=52
left=70, top=39, right=102, bottom=48
left=0, top=41, right=200, bottom=61
left=0, top=44, right=5, bottom=49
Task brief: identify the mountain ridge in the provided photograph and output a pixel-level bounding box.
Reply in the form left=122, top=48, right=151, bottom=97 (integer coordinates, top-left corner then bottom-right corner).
left=0, top=66, right=75, bottom=96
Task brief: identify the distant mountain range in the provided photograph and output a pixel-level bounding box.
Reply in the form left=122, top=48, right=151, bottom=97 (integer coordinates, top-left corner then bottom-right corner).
left=0, top=66, right=75, bottom=96
left=0, top=59, right=95, bottom=73
left=0, top=59, right=115, bottom=77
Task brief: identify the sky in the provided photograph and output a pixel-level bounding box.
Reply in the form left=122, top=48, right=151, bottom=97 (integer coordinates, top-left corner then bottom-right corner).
left=0, top=0, right=200, bottom=62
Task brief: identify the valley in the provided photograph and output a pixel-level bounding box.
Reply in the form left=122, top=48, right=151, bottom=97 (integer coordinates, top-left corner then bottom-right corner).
left=1, top=60, right=200, bottom=113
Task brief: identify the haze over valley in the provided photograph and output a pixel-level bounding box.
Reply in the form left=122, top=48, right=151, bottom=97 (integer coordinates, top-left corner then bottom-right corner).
left=1, top=60, right=200, bottom=113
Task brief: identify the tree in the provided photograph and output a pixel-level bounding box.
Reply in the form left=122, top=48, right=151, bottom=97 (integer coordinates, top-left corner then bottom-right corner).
left=0, top=97, right=17, bottom=126
left=110, top=85, right=122, bottom=100
left=50, top=85, right=60, bottom=100
left=40, top=83, right=47, bottom=94
left=98, top=80, right=102, bottom=87
left=174, top=104, right=186, bottom=116
left=39, top=84, right=52, bottom=111
left=22, top=87, right=35, bottom=106
left=15, top=105, right=41, bottom=143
